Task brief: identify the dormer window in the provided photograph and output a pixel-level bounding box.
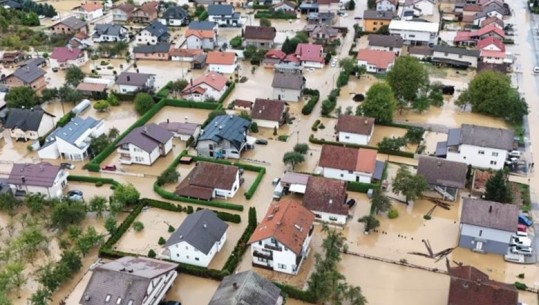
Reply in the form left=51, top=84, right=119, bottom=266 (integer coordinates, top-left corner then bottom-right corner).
left=105, top=295, right=111, bottom=302
left=116, top=297, right=122, bottom=304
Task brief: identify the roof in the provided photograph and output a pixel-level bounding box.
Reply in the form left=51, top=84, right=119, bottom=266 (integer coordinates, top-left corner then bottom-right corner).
left=454, top=31, right=474, bottom=42
left=448, top=266, right=518, bottom=305
left=432, top=45, right=480, bottom=57
left=303, top=176, right=348, bottom=216
left=480, top=50, right=505, bottom=58
left=182, top=71, right=228, bottom=93
left=244, top=26, right=276, bottom=41
left=7, top=162, right=62, bottom=187
left=271, top=72, right=305, bottom=90
left=363, top=9, right=394, bottom=20
left=5, top=107, right=52, bottom=131
left=10, top=65, right=46, bottom=84
left=403, top=0, right=434, bottom=5
left=206, top=51, right=236, bottom=65
left=198, top=115, right=250, bottom=150
left=19, top=57, right=46, bottom=68
left=274, top=1, right=297, bottom=8
left=319, top=145, right=377, bottom=173
left=93, top=23, right=126, bottom=37
left=116, top=72, right=154, bottom=86
left=294, top=43, right=323, bottom=63
left=281, top=172, right=310, bottom=185
left=76, top=2, right=103, bottom=12
left=175, top=162, right=239, bottom=201
left=50, top=47, right=83, bottom=62
left=389, top=20, right=439, bottom=33
left=367, top=34, right=403, bottom=48
left=185, top=28, right=215, bottom=39
left=54, top=16, right=86, bottom=30
left=112, top=3, right=135, bottom=13
left=356, top=148, right=377, bottom=173
left=133, top=43, right=171, bottom=54
left=143, top=20, right=168, bottom=38
left=476, top=24, right=504, bottom=38
left=310, top=24, right=339, bottom=38
left=116, top=123, right=173, bottom=153
left=248, top=199, right=315, bottom=255
left=481, top=16, right=503, bottom=27
left=208, top=4, right=234, bottom=15
left=356, top=48, right=396, bottom=69
left=234, top=99, right=253, bottom=109
left=137, top=1, right=158, bottom=14
left=208, top=271, right=282, bottom=305
left=251, top=99, right=285, bottom=122
left=158, top=121, right=199, bottom=136
left=265, top=49, right=286, bottom=59
left=317, top=0, right=339, bottom=4
left=48, top=116, right=101, bottom=146
left=453, top=124, right=514, bottom=150
left=476, top=36, right=505, bottom=51
left=417, top=156, right=467, bottom=188
left=76, top=82, right=108, bottom=92
left=161, top=6, right=188, bottom=19
left=188, top=21, right=216, bottom=30
left=165, top=209, right=228, bottom=254
left=460, top=198, right=519, bottom=232
left=169, top=48, right=203, bottom=57
left=80, top=257, right=177, bottom=305
left=336, top=115, right=375, bottom=135
left=463, top=4, right=482, bottom=11
left=408, top=46, right=433, bottom=56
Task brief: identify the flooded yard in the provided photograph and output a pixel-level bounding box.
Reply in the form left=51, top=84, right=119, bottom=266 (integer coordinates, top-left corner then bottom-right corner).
left=147, top=106, right=210, bottom=126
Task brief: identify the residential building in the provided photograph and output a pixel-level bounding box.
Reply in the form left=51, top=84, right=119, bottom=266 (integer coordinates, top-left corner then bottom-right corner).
left=273, top=1, right=297, bottom=12
left=299, top=2, right=319, bottom=14
left=3, top=62, right=46, bottom=91
left=307, top=24, right=339, bottom=43
left=481, top=16, right=504, bottom=28
left=208, top=271, right=284, bottom=305
left=263, top=49, right=286, bottom=67
left=362, top=10, right=393, bottom=32
left=335, top=115, right=375, bottom=145
left=367, top=34, right=403, bottom=54
left=4, top=107, right=55, bottom=141
left=38, top=117, right=105, bottom=161
left=244, top=26, right=276, bottom=49
left=158, top=120, right=201, bottom=141
left=116, top=123, right=173, bottom=165
left=159, top=5, right=189, bottom=26
left=181, top=71, right=228, bottom=101
left=356, top=48, right=396, bottom=73
left=408, top=46, right=433, bottom=60
left=294, top=43, right=324, bottom=68
left=169, top=48, right=204, bottom=62
left=459, top=198, right=519, bottom=255
left=303, top=176, right=349, bottom=225
left=196, top=115, right=251, bottom=159
left=132, top=1, right=159, bottom=23
left=50, top=47, right=87, bottom=69
left=476, top=36, right=506, bottom=64
left=72, top=2, right=104, bottom=21
left=376, top=0, right=397, bottom=11
left=317, top=0, right=339, bottom=13
left=233, top=99, right=253, bottom=112
left=68, top=32, right=91, bottom=49
left=435, top=124, right=514, bottom=170
left=7, top=162, right=67, bottom=199
left=317, top=145, right=384, bottom=183
left=50, top=16, right=87, bottom=35
left=271, top=72, right=305, bottom=101
left=206, top=51, right=237, bottom=74
left=136, top=20, right=170, bottom=45
left=431, top=45, right=480, bottom=68
left=416, top=156, right=467, bottom=201
left=1, top=51, right=24, bottom=67
left=251, top=98, right=286, bottom=129
left=208, top=4, right=241, bottom=27
left=175, top=162, right=241, bottom=200
left=162, top=209, right=228, bottom=267
left=92, top=24, right=129, bottom=43
left=116, top=72, right=156, bottom=93
left=79, top=257, right=178, bottom=305
left=133, top=43, right=171, bottom=60
left=248, top=199, right=315, bottom=275
left=388, top=20, right=439, bottom=45
left=111, top=3, right=136, bottom=22
left=185, top=26, right=217, bottom=49
left=402, top=0, right=435, bottom=16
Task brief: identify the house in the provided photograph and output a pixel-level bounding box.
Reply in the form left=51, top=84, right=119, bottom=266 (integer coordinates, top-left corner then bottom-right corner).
left=162, top=209, right=228, bottom=267
left=3, top=63, right=46, bottom=91
left=136, top=20, right=170, bottom=45
left=76, top=82, right=108, bottom=99
left=158, top=120, right=200, bottom=141
left=416, top=156, right=467, bottom=201
left=263, top=49, right=286, bottom=68
left=244, top=26, right=276, bottom=49
left=356, top=48, right=396, bottom=73
left=132, top=1, right=159, bottom=23
left=38, top=117, right=105, bottom=161
left=159, top=5, right=189, bottom=26
left=448, top=265, right=518, bottom=305
left=376, top=0, right=397, bottom=11
left=273, top=1, right=297, bottom=12
left=50, top=16, right=87, bottom=35
left=111, top=3, right=136, bottom=22
left=4, top=107, right=55, bottom=141
left=271, top=72, right=306, bottom=101
left=169, top=48, right=204, bottom=62
left=206, top=51, right=237, bottom=74
left=196, top=115, right=251, bottom=159
left=181, top=71, right=228, bottom=101
left=133, top=43, right=171, bottom=61
left=317, top=0, right=339, bottom=13
left=251, top=98, right=286, bottom=129
left=233, top=99, right=253, bottom=112
left=477, top=37, right=506, bottom=64
left=208, top=271, right=284, bottom=305
left=408, top=46, right=433, bottom=60
left=402, top=0, right=435, bottom=16
left=2, top=0, right=22, bottom=10
left=1, top=51, right=24, bottom=67
left=185, top=25, right=217, bottom=49
left=299, top=1, right=319, bottom=14
left=461, top=4, right=482, bottom=23
left=308, top=24, right=339, bottom=43
left=92, top=24, right=129, bottom=43
left=335, top=115, right=375, bottom=145
left=317, top=145, right=384, bottom=183
left=50, top=47, right=87, bottom=69
left=388, top=20, right=439, bottom=45
left=362, top=10, right=393, bottom=32
left=279, top=172, right=310, bottom=194
left=116, top=72, right=156, bottom=93
left=175, top=162, right=241, bottom=200
left=367, top=34, right=403, bottom=54
left=294, top=43, right=324, bottom=68
left=459, top=198, right=519, bottom=255
left=72, top=2, right=104, bottom=21
left=68, top=32, right=91, bottom=50
left=208, top=4, right=241, bottom=27
left=481, top=16, right=503, bottom=28
left=79, top=257, right=178, bottom=305
left=116, top=123, right=173, bottom=165
left=248, top=199, right=315, bottom=274
left=431, top=45, right=480, bottom=68
left=476, top=24, right=505, bottom=40
left=435, top=124, right=514, bottom=170
left=303, top=176, right=349, bottom=225
left=7, top=162, right=67, bottom=199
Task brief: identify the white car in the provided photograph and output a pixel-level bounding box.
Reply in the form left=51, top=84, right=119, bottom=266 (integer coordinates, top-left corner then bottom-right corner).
left=508, top=150, right=521, bottom=158
left=510, top=236, right=532, bottom=247
left=514, top=231, right=529, bottom=238
left=51, top=15, right=60, bottom=21
left=38, top=15, right=45, bottom=19
left=534, top=66, right=539, bottom=73
left=510, top=245, right=533, bottom=256
left=331, top=62, right=337, bottom=67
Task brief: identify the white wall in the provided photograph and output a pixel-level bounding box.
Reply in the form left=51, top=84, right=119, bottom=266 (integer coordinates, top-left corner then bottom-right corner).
left=208, top=63, right=236, bottom=74
left=118, top=84, right=141, bottom=93
left=186, top=36, right=215, bottom=49
left=253, top=118, right=279, bottom=129
left=412, top=0, right=434, bottom=15
left=167, top=232, right=226, bottom=267
left=446, top=144, right=507, bottom=170
left=313, top=210, right=347, bottom=225
left=301, top=61, right=324, bottom=69
left=272, top=88, right=302, bottom=102
left=432, top=51, right=478, bottom=68
left=321, top=167, right=372, bottom=183
left=183, top=83, right=225, bottom=101
left=158, top=18, right=183, bottom=26
left=9, top=170, right=67, bottom=199
left=337, top=131, right=370, bottom=145
left=38, top=115, right=56, bottom=138
left=213, top=171, right=239, bottom=198
left=136, top=30, right=159, bottom=45
left=389, top=28, right=438, bottom=44
left=142, top=270, right=178, bottom=305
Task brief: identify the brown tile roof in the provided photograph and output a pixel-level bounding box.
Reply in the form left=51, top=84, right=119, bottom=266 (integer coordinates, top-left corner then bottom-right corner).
left=251, top=99, right=285, bottom=122
left=417, top=156, right=467, bottom=188
left=357, top=48, right=396, bottom=69
left=303, top=176, right=348, bottom=216
left=138, top=1, right=159, bottom=14
left=319, top=145, right=358, bottom=171
left=355, top=148, right=377, bottom=173
left=234, top=99, right=253, bottom=109
left=244, top=26, right=277, bottom=41
left=113, top=3, right=135, bottom=13
left=182, top=72, right=228, bottom=93
left=463, top=4, right=482, bottom=11
left=77, top=1, right=103, bottom=12
left=7, top=162, right=62, bottom=187
left=206, top=51, right=236, bottom=65
left=185, top=29, right=215, bottom=39
left=248, top=199, right=315, bottom=255
left=76, top=82, right=107, bottom=92
left=481, top=16, right=503, bottom=27
left=169, top=48, right=203, bottom=57
left=335, top=115, right=374, bottom=135
left=461, top=198, right=519, bottom=232
left=175, top=162, right=239, bottom=200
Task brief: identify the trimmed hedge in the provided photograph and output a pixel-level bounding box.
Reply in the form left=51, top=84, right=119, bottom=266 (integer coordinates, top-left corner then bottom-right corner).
left=254, top=10, right=297, bottom=19
left=153, top=184, right=244, bottom=211
left=164, top=98, right=221, bottom=110
left=218, top=82, right=235, bottom=104
left=347, top=181, right=380, bottom=193
left=222, top=207, right=257, bottom=273
left=245, top=167, right=265, bottom=200
left=215, top=211, right=241, bottom=223
left=156, top=81, right=172, bottom=99
left=101, top=201, right=145, bottom=253
left=301, top=89, right=320, bottom=115
left=144, top=198, right=183, bottom=212
left=67, top=175, right=120, bottom=186
left=198, top=10, right=208, bottom=21
left=274, top=283, right=317, bottom=303
left=57, top=111, right=75, bottom=127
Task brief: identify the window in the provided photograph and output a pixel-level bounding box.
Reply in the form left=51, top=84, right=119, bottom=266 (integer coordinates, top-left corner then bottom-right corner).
left=373, top=22, right=378, bottom=25
left=490, top=160, right=497, bottom=165
left=345, top=136, right=349, bottom=139
left=116, top=297, right=122, bottom=305
left=187, top=255, right=189, bottom=259
left=492, top=152, right=499, bottom=157
left=408, top=34, right=415, bottom=38
left=177, top=253, right=179, bottom=257
left=259, top=241, right=262, bottom=245
left=478, top=150, right=485, bottom=155
left=479, top=230, right=482, bottom=236
left=340, top=173, right=344, bottom=178
left=277, top=263, right=286, bottom=269
left=195, top=257, right=199, bottom=261
left=458, top=54, right=463, bottom=58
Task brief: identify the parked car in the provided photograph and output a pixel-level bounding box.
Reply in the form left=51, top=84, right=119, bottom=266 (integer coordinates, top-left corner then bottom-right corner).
left=346, top=198, right=356, bottom=208
left=272, top=177, right=281, bottom=186
left=517, top=224, right=528, bottom=232
left=534, top=66, right=539, bottom=73
left=255, top=139, right=268, bottom=145
left=514, top=231, right=529, bottom=238
left=518, top=214, right=533, bottom=227
left=52, top=67, right=59, bottom=72
left=510, top=245, right=533, bottom=256
left=508, top=150, right=521, bottom=158
left=510, top=236, right=532, bottom=247
left=102, top=164, right=117, bottom=171
left=60, top=163, right=75, bottom=170
left=51, top=15, right=60, bottom=21
left=67, top=190, right=83, bottom=201
left=273, top=183, right=284, bottom=200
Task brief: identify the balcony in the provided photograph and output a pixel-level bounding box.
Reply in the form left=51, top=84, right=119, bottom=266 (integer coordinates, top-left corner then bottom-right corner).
left=253, top=250, right=273, bottom=260
left=264, top=243, right=282, bottom=252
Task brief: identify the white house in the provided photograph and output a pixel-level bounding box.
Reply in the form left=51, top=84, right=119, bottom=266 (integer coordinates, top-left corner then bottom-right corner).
left=175, top=162, right=241, bottom=200
left=185, top=21, right=217, bottom=49
left=162, top=209, right=228, bottom=267
left=367, top=34, right=404, bottom=55
left=181, top=71, right=228, bottom=102
left=436, top=124, right=514, bottom=170
left=207, top=4, right=242, bottom=27
left=317, top=145, right=382, bottom=183
left=135, top=20, right=170, bottom=45
left=476, top=36, right=506, bottom=64
left=376, top=0, right=397, bottom=11
left=158, top=6, right=189, bottom=26
left=251, top=98, right=285, bottom=129
left=356, top=48, right=396, bottom=73
left=402, top=0, right=435, bottom=16
left=294, top=43, right=324, bottom=69
left=431, top=45, right=480, bottom=68
left=248, top=199, right=315, bottom=275
left=116, top=123, right=173, bottom=165
left=335, top=115, right=375, bottom=145
left=73, top=2, right=104, bottom=21
left=92, top=23, right=129, bottom=43
left=206, top=51, right=237, bottom=74
left=4, top=107, right=55, bottom=141
left=196, top=115, right=251, bottom=159
left=50, top=47, right=87, bottom=69
left=303, top=176, right=349, bottom=225
left=115, top=72, right=156, bottom=93
left=389, top=20, right=440, bottom=45
left=271, top=72, right=306, bottom=102
left=7, top=163, right=67, bottom=199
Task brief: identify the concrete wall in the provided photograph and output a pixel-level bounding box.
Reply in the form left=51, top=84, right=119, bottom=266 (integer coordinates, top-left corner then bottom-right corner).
left=446, top=144, right=507, bottom=170
left=459, top=224, right=512, bottom=255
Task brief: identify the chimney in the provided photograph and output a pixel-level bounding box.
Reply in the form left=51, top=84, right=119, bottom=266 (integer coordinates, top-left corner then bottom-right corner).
left=488, top=206, right=492, bottom=213
left=329, top=199, right=333, bottom=204
left=167, top=118, right=170, bottom=123
left=190, top=79, right=193, bottom=85
left=233, top=282, right=238, bottom=289
left=143, top=126, right=147, bottom=133
left=21, top=176, right=26, bottom=183
left=364, top=119, right=368, bottom=124
left=127, top=75, right=131, bottom=82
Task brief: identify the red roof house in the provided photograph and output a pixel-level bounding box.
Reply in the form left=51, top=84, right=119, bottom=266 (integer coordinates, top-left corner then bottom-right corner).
left=181, top=72, right=228, bottom=101
left=356, top=48, right=396, bottom=73
left=294, top=43, right=324, bottom=68
left=50, top=47, right=87, bottom=69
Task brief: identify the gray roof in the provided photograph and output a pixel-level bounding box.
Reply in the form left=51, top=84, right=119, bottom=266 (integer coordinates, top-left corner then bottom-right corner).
left=461, top=198, right=519, bottom=232
left=10, top=65, right=46, bottom=84
left=56, top=16, right=86, bottom=30
left=144, top=20, right=169, bottom=38
left=198, top=115, right=250, bottom=150
left=4, top=107, right=53, bottom=131
left=188, top=21, right=216, bottom=30
left=299, top=2, right=319, bottom=9
left=368, top=34, right=404, bottom=48
left=42, top=116, right=101, bottom=149
left=80, top=257, right=177, bottom=305
left=208, top=271, right=282, bottom=305
left=7, top=162, right=61, bottom=187
left=417, top=156, right=467, bottom=188
left=158, top=121, right=199, bottom=136
left=19, top=57, right=46, bottom=68
left=133, top=42, right=171, bottom=54
left=116, top=72, right=154, bottom=86
left=363, top=9, right=394, bottom=20
left=117, top=123, right=173, bottom=152
left=165, top=209, right=228, bottom=254
left=271, top=72, right=305, bottom=90
left=208, top=4, right=234, bottom=15
left=432, top=45, right=480, bottom=58
left=373, top=160, right=385, bottom=180
left=93, top=23, right=127, bottom=37
left=448, top=124, right=514, bottom=150
left=162, top=6, right=188, bottom=19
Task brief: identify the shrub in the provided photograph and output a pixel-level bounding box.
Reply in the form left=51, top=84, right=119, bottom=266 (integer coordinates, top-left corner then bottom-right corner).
left=277, top=135, right=289, bottom=142
left=168, top=225, right=175, bottom=233
left=186, top=206, right=194, bottom=214
left=254, top=10, right=297, bottom=19
left=318, top=123, right=325, bottom=129
left=517, top=273, right=525, bottom=279
left=158, top=237, right=166, bottom=245
left=274, top=283, right=317, bottom=303
left=222, top=207, right=257, bottom=273
left=148, top=249, right=156, bottom=258
left=347, top=181, right=379, bottom=193
left=301, top=90, right=320, bottom=115
left=514, top=282, right=527, bottom=290
left=133, top=221, right=144, bottom=232
left=311, top=119, right=321, bottom=131
left=134, top=93, right=154, bottom=115
left=250, top=122, right=259, bottom=133
left=388, top=209, right=399, bottom=219
left=95, top=181, right=103, bottom=187
left=216, top=212, right=241, bottom=223
left=244, top=167, right=265, bottom=200
left=423, top=215, right=432, bottom=220
left=157, top=168, right=180, bottom=186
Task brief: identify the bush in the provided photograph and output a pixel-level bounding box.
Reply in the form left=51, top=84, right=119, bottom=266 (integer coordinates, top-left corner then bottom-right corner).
left=148, top=249, right=156, bottom=258
left=186, top=206, right=194, bottom=214
left=216, top=212, right=241, bottom=223
left=218, top=82, right=235, bottom=104
left=222, top=207, right=257, bottom=273
left=277, top=135, right=289, bottom=142
left=244, top=167, right=265, bottom=200
left=57, top=111, right=75, bottom=127
left=274, top=283, right=317, bottom=303
left=311, top=119, right=321, bottom=131
left=230, top=36, right=243, bottom=49
left=100, top=201, right=145, bottom=253
left=423, top=215, right=432, bottom=220
left=168, top=225, right=175, bottom=233
left=144, top=198, right=182, bottom=212
left=517, top=273, right=525, bottom=279
left=158, top=237, right=166, bottom=245
left=153, top=184, right=244, bottom=211
left=388, top=209, right=399, bottom=219
left=95, top=181, right=103, bottom=187
left=134, top=93, right=154, bottom=115
left=347, top=181, right=380, bottom=193
left=250, top=122, right=259, bottom=133
left=301, top=90, right=320, bottom=115
left=254, top=10, right=297, bottom=19
left=514, top=282, right=527, bottom=290
left=67, top=175, right=119, bottom=186
left=157, top=167, right=180, bottom=186
left=318, top=123, right=325, bottom=129
left=133, top=221, right=144, bottom=232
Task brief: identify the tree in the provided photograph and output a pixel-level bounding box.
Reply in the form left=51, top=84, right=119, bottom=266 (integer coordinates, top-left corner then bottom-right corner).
left=133, top=221, right=144, bottom=232
left=260, top=18, right=271, bottom=27
left=485, top=170, right=512, bottom=203
left=75, top=227, right=103, bottom=255
left=339, top=57, right=356, bottom=73
left=370, top=189, right=392, bottom=214
left=282, top=37, right=300, bottom=54
left=345, top=0, right=355, bottom=10
left=295, top=32, right=309, bottom=43
left=24, top=193, right=46, bottom=214
left=392, top=166, right=428, bottom=204
left=93, top=99, right=110, bottom=112
left=104, top=216, right=117, bottom=235
left=59, top=250, right=82, bottom=273
left=12, top=225, right=46, bottom=261
left=107, top=93, right=120, bottom=106
left=283, top=151, right=305, bottom=169
left=157, top=168, right=180, bottom=186
left=65, top=66, right=85, bottom=87
left=4, top=262, right=26, bottom=297
left=134, top=92, right=154, bottom=115
left=229, top=36, right=243, bottom=48
left=358, top=215, right=380, bottom=232
left=367, top=0, right=376, bottom=8
left=375, top=24, right=389, bottom=35
left=5, top=86, right=38, bottom=108
left=404, top=127, right=424, bottom=144
left=30, top=288, right=51, bottom=305
left=88, top=196, right=107, bottom=218
left=0, top=193, right=20, bottom=213
left=89, top=134, right=111, bottom=156
left=40, top=87, right=59, bottom=103
left=171, top=79, right=188, bottom=97
left=112, top=183, right=140, bottom=208
left=50, top=200, right=87, bottom=230
left=378, top=136, right=407, bottom=151
left=58, top=84, right=83, bottom=104
left=356, top=82, right=396, bottom=123
left=108, top=127, right=120, bottom=140
left=386, top=56, right=429, bottom=105
left=250, top=122, right=258, bottom=133
left=36, top=263, right=61, bottom=292
left=293, top=143, right=309, bottom=154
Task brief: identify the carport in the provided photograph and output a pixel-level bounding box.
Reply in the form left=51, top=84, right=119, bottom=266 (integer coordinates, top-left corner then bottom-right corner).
left=280, top=172, right=310, bottom=194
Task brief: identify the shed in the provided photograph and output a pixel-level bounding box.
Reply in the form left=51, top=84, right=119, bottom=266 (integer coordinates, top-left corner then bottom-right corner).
left=72, top=99, right=92, bottom=115
left=280, top=172, right=310, bottom=194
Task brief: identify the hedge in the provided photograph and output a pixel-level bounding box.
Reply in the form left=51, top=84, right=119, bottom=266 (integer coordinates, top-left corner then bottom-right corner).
left=67, top=175, right=120, bottom=186
left=113, top=92, right=137, bottom=101
left=144, top=198, right=183, bottom=212
left=215, top=211, right=241, bottom=223
left=252, top=3, right=271, bottom=9
left=156, top=81, right=172, bottom=99
left=222, top=207, right=257, bottom=273
left=309, top=134, right=415, bottom=159
left=244, top=167, right=265, bottom=200
left=154, top=184, right=244, bottom=211
left=274, top=283, right=317, bottom=303
left=347, top=181, right=380, bottom=193
left=301, top=89, right=320, bottom=115
left=217, top=82, right=235, bottom=104
left=57, top=111, right=75, bottom=127
left=198, top=10, right=208, bottom=21
left=164, top=98, right=221, bottom=110
left=100, top=201, right=145, bottom=252
left=254, top=10, right=297, bottom=19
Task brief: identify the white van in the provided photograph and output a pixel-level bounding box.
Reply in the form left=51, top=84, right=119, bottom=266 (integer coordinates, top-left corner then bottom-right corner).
left=273, top=183, right=283, bottom=200
left=514, top=231, right=529, bottom=238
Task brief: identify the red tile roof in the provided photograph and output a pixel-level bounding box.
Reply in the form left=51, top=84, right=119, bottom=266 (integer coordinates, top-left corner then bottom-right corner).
left=234, top=99, right=253, bottom=109
left=319, top=145, right=377, bottom=173
left=356, top=149, right=377, bottom=173
left=76, top=1, right=103, bottom=12
left=251, top=99, right=285, bottom=122
left=356, top=48, right=396, bottom=69
left=476, top=36, right=505, bottom=51
left=336, top=115, right=375, bottom=135
left=206, top=51, right=236, bottom=65
left=51, top=47, right=83, bottom=62
left=244, top=26, right=276, bottom=41
left=481, top=16, right=503, bottom=28
left=454, top=31, right=474, bottom=42
left=303, top=176, right=348, bottom=216
left=480, top=50, right=505, bottom=58
left=476, top=24, right=504, bottom=38
left=182, top=72, right=227, bottom=93
left=294, top=43, right=323, bottom=63
left=185, top=29, right=215, bottom=39
left=265, top=49, right=286, bottom=60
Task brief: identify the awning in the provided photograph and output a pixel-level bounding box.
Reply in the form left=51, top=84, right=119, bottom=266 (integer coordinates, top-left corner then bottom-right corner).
left=289, top=184, right=306, bottom=194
